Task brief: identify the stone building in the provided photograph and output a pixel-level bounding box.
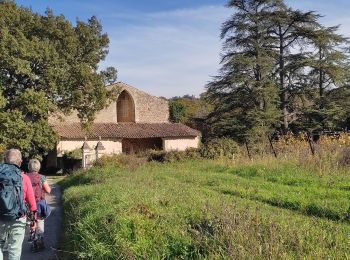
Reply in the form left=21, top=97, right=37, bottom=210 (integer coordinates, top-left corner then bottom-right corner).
left=48, top=82, right=200, bottom=168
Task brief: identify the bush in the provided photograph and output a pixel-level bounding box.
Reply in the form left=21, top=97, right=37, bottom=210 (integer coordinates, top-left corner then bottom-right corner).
left=0, top=144, right=6, bottom=163
left=94, top=154, right=147, bottom=170
left=42, top=166, right=61, bottom=176
left=164, top=150, right=187, bottom=162
left=63, top=148, right=82, bottom=160
left=338, top=147, right=350, bottom=167
left=200, top=138, right=239, bottom=159
left=144, top=148, right=201, bottom=163
left=92, top=148, right=201, bottom=168
left=184, top=148, right=202, bottom=160
left=62, top=149, right=82, bottom=174
left=144, top=150, right=167, bottom=162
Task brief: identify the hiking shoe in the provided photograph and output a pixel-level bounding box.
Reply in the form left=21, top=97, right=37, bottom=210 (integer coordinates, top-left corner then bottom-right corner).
left=31, top=241, right=39, bottom=253
left=31, top=237, right=45, bottom=252
left=36, top=236, right=45, bottom=250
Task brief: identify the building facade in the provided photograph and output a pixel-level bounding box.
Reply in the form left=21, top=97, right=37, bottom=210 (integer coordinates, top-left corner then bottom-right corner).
left=48, top=82, right=200, bottom=168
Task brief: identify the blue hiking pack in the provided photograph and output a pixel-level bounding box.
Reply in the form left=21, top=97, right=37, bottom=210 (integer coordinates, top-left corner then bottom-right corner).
left=0, top=163, right=26, bottom=221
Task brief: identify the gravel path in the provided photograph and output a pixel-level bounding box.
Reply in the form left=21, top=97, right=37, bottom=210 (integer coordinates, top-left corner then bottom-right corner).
left=20, top=178, right=63, bottom=260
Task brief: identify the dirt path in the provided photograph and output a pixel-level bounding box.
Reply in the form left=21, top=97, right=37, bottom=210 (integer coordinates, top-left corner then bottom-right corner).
left=20, top=178, right=63, bottom=260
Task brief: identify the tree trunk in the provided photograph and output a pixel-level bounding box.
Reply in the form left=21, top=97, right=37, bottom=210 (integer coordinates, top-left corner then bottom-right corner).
left=279, top=28, right=288, bottom=133
left=319, top=47, right=324, bottom=110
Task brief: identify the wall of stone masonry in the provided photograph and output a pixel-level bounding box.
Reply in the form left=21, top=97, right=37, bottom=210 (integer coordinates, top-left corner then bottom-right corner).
left=120, top=83, right=169, bottom=123
left=49, top=82, right=169, bottom=124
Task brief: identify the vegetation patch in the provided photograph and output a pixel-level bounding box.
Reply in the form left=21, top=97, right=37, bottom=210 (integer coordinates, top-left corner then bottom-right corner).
left=60, top=159, right=350, bottom=259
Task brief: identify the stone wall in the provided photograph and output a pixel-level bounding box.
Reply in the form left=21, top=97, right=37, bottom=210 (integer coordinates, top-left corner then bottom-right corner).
left=118, top=83, right=169, bottom=123
left=49, top=82, right=169, bottom=124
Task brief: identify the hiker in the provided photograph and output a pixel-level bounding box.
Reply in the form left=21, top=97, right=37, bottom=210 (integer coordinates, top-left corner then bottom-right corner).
left=0, top=149, right=37, bottom=260
left=26, top=159, right=51, bottom=250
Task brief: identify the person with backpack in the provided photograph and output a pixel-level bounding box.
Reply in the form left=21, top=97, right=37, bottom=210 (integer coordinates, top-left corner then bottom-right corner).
left=26, top=159, right=51, bottom=250
left=0, top=149, right=37, bottom=260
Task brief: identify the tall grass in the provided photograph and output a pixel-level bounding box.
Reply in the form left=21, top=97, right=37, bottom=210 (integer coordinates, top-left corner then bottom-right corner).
left=60, top=152, right=350, bottom=259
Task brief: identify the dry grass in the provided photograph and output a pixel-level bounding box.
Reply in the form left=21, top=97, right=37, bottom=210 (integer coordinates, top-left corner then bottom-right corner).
left=60, top=141, right=350, bottom=259
left=235, top=133, right=350, bottom=176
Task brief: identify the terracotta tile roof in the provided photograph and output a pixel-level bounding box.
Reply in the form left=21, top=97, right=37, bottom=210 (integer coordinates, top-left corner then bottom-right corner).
left=52, top=123, right=200, bottom=139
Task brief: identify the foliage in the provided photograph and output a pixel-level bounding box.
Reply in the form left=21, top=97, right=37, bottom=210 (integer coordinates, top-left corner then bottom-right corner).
left=183, top=148, right=202, bottom=160
left=63, top=149, right=82, bottom=160
left=162, top=150, right=186, bottom=162
left=143, top=148, right=201, bottom=163
left=93, top=154, right=147, bottom=171
left=169, top=100, right=185, bottom=123
left=300, top=26, right=350, bottom=131
left=169, top=96, right=213, bottom=124
left=0, top=1, right=116, bottom=157
left=327, top=86, right=350, bottom=129
left=164, top=149, right=201, bottom=162
left=206, top=0, right=281, bottom=141
left=337, top=147, right=350, bottom=167
left=268, top=2, right=321, bottom=132
left=250, top=132, right=350, bottom=176
left=0, top=143, right=6, bottom=162
left=60, top=158, right=350, bottom=259
left=61, top=149, right=83, bottom=174
left=200, top=138, right=239, bottom=159
left=101, top=66, right=118, bottom=85
left=142, top=150, right=166, bottom=162
left=206, top=0, right=350, bottom=141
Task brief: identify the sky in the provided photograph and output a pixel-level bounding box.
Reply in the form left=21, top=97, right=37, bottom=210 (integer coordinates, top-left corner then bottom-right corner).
left=14, top=0, right=350, bottom=98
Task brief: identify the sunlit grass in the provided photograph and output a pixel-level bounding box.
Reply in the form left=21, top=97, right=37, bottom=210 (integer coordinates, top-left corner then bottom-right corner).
left=60, top=154, right=350, bottom=259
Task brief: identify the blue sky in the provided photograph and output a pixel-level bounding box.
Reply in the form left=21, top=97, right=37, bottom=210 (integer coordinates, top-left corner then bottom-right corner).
left=15, top=0, right=350, bottom=98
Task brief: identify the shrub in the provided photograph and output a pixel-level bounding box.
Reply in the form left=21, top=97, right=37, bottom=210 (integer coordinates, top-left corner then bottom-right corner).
left=144, top=148, right=201, bottom=163
left=184, top=148, right=201, bottom=160
left=63, top=148, right=82, bottom=160
left=144, top=150, right=167, bottom=162
left=93, top=148, right=201, bottom=167
left=94, top=154, right=147, bottom=170
left=0, top=144, right=6, bottom=163
left=62, top=149, right=82, bottom=174
left=338, top=147, right=350, bottom=167
left=42, top=166, right=61, bottom=176
left=200, top=138, right=239, bottom=159
left=164, top=150, right=187, bottom=162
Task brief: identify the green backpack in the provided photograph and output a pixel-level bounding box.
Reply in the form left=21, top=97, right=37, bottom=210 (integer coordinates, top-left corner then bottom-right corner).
left=0, top=163, right=26, bottom=221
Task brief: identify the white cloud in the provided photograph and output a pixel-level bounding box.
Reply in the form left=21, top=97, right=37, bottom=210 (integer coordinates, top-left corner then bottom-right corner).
left=285, top=0, right=350, bottom=36
left=100, top=5, right=230, bottom=98
left=101, top=1, right=350, bottom=98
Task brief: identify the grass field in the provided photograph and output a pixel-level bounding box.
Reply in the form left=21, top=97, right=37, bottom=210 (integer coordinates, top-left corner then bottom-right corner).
left=60, top=158, right=350, bottom=259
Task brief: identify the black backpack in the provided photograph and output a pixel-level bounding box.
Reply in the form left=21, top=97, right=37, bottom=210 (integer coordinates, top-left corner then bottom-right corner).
left=0, top=163, right=26, bottom=220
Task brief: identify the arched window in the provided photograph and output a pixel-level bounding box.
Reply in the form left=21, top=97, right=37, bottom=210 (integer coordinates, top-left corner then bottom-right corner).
left=117, top=90, right=135, bottom=122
